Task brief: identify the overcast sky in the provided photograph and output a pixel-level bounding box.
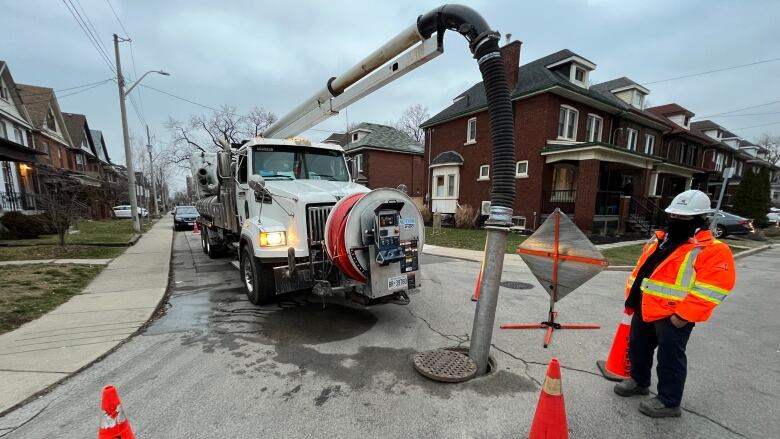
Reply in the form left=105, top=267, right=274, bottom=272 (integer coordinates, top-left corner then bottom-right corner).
left=3, top=0, right=779, bottom=191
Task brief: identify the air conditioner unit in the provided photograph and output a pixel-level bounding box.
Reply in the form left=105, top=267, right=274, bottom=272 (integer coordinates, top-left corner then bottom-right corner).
left=511, top=216, right=526, bottom=229
left=481, top=201, right=491, bottom=216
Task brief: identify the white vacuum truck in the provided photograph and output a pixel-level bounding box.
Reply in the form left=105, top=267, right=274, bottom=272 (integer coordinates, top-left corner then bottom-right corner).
left=189, top=4, right=506, bottom=307
left=190, top=137, right=423, bottom=305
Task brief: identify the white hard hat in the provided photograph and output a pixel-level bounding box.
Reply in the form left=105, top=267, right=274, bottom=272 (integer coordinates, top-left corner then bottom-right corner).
left=664, top=190, right=714, bottom=216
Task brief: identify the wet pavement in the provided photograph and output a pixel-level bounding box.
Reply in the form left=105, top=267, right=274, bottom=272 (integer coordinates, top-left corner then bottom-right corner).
left=1, top=232, right=777, bottom=438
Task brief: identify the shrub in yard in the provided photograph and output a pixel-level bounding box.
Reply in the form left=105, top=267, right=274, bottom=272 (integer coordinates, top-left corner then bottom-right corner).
left=420, top=206, right=433, bottom=224
left=733, top=168, right=771, bottom=228
left=0, top=212, right=47, bottom=239
left=454, top=204, right=477, bottom=229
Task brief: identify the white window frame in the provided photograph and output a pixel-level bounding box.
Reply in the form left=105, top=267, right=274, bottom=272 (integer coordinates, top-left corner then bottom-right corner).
left=478, top=164, right=490, bottom=181
left=75, top=153, right=85, bottom=165
left=447, top=174, right=456, bottom=197
left=644, top=134, right=655, bottom=155
left=435, top=175, right=445, bottom=197
left=631, top=90, right=644, bottom=109
left=557, top=105, right=578, bottom=141
left=13, top=126, right=24, bottom=146
left=569, top=64, right=589, bottom=87
left=0, top=81, right=8, bottom=101
left=352, top=132, right=359, bottom=142
left=585, top=114, right=602, bottom=142
left=0, top=120, right=6, bottom=139
left=466, top=117, right=477, bottom=144
left=715, top=152, right=724, bottom=172
left=354, top=153, right=363, bottom=173
left=515, top=160, right=529, bottom=178
left=626, top=128, right=638, bottom=151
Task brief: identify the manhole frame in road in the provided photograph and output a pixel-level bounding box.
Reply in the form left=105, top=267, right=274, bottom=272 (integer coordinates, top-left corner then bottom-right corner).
left=413, top=349, right=477, bottom=383
left=500, top=280, right=534, bottom=290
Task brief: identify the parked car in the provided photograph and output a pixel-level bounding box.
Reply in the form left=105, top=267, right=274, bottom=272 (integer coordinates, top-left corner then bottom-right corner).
left=112, top=205, right=148, bottom=219
left=172, top=206, right=198, bottom=231
left=767, top=207, right=780, bottom=226
left=709, top=211, right=754, bottom=238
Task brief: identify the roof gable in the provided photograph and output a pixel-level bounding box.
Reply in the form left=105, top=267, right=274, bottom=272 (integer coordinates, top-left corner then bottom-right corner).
left=0, top=61, right=33, bottom=127
left=89, top=129, right=111, bottom=163
left=63, top=112, right=97, bottom=156
left=343, top=122, right=423, bottom=154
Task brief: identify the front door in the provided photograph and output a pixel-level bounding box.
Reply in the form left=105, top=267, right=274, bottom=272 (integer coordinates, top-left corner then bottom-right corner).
left=431, top=166, right=459, bottom=214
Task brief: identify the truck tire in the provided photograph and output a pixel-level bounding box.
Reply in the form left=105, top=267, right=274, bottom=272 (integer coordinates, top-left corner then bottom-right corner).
left=240, top=245, right=275, bottom=305
left=200, top=226, right=208, bottom=254
left=204, top=228, right=222, bottom=259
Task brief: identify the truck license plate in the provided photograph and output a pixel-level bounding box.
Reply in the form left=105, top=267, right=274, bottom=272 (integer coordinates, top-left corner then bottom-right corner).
left=387, top=275, right=407, bottom=291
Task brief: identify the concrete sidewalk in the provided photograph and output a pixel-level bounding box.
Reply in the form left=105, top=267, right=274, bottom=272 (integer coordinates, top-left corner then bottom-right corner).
left=0, top=216, right=173, bottom=414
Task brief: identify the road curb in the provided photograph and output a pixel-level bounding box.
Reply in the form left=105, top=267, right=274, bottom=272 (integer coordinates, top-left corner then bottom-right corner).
left=733, top=243, right=772, bottom=259
left=0, top=221, right=174, bottom=418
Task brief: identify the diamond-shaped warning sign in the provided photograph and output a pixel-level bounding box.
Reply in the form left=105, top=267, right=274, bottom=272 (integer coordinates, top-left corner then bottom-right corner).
left=517, top=209, right=608, bottom=302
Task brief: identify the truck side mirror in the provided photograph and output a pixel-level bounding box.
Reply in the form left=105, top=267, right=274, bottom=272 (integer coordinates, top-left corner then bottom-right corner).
left=248, top=174, right=265, bottom=192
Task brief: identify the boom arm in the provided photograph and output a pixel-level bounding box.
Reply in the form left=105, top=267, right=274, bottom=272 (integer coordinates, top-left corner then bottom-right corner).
left=262, top=4, right=495, bottom=139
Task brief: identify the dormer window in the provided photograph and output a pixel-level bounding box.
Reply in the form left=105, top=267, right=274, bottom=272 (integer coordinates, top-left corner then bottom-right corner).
left=46, top=110, right=56, bottom=131
left=0, top=80, right=9, bottom=101
left=574, top=67, right=585, bottom=82
left=352, top=133, right=359, bottom=142
left=546, top=55, right=596, bottom=88
left=632, top=92, right=644, bottom=109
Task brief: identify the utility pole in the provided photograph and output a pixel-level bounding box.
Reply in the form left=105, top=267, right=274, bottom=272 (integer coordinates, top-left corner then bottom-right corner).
left=146, top=125, right=160, bottom=217
left=114, top=34, right=140, bottom=233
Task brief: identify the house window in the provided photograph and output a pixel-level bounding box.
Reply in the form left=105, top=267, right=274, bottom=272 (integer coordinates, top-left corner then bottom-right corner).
left=715, top=152, right=724, bottom=172
left=0, top=120, right=7, bottom=139
left=436, top=175, right=445, bottom=197
left=585, top=114, right=602, bottom=142
left=644, top=135, right=655, bottom=155
left=40, top=141, right=49, bottom=154
left=46, top=110, right=56, bottom=131
left=0, top=82, right=8, bottom=100
left=478, top=165, right=489, bottom=180
left=626, top=128, right=638, bottom=151
left=57, top=147, right=62, bottom=159
left=352, top=133, right=359, bottom=142
left=354, top=153, right=364, bottom=173
left=557, top=106, right=578, bottom=140
left=515, top=160, right=528, bottom=178
left=13, top=126, right=25, bottom=146
left=631, top=92, right=644, bottom=109
left=736, top=161, right=743, bottom=176
left=447, top=174, right=456, bottom=197
left=574, top=68, right=585, bottom=82
left=466, top=117, right=477, bottom=143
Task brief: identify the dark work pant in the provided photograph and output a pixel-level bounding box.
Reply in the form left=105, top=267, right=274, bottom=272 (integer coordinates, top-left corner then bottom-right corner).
left=628, top=307, right=694, bottom=407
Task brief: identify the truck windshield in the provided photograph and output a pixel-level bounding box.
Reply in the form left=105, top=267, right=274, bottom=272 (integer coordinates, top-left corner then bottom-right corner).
left=252, top=145, right=350, bottom=182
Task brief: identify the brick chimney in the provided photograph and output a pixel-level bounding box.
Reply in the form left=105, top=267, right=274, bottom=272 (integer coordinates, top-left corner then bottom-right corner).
left=500, top=39, right=522, bottom=91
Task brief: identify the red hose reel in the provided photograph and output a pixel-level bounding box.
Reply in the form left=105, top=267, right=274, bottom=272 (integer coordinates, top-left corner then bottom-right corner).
left=324, top=192, right=367, bottom=282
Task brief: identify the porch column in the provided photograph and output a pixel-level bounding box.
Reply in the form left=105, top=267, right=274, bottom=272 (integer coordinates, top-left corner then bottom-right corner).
left=685, top=177, right=693, bottom=190
left=648, top=171, right=659, bottom=197
left=574, top=159, right=600, bottom=234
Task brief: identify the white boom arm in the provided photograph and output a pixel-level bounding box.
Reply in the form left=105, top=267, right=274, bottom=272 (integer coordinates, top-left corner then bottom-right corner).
left=263, top=25, right=442, bottom=139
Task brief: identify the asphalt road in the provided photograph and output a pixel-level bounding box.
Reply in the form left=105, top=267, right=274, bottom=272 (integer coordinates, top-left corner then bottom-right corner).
left=1, top=232, right=777, bottom=438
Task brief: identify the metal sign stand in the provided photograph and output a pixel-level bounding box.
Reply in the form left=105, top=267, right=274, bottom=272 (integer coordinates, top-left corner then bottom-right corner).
left=500, top=210, right=606, bottom=348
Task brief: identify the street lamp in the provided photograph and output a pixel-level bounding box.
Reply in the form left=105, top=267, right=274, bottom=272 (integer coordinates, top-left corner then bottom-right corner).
left=113, top=33, right=169, bottom=233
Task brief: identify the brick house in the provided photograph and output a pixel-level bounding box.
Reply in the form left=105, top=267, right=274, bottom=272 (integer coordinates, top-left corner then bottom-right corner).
left=324, top=122, right=425, bottom=203
left=16, top=84, right=75, bottom=176
left=0, top=61, right=41, bottom=213
left=62, top=112, right=110, bottom=218
left=420, top=45, right=704, bottom=235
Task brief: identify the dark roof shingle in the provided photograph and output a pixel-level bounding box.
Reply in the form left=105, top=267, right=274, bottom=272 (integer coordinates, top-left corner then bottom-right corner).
left=343, top=122, right=423, bottom=154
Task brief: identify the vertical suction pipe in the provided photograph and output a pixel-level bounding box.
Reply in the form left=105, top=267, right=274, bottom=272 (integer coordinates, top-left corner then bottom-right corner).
left=418, top=5, right=517, bottom=375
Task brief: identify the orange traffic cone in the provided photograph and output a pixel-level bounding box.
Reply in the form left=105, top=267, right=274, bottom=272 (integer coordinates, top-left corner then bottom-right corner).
left=193, top=222, right=200, bottom=234
left=596, top=308, right=633, bottom=382
left=529, top=358, right=568, bottom=439
left=98, top=385, right=135, bottom=439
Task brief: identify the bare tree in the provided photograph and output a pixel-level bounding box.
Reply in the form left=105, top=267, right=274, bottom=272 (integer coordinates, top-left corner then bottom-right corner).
left=36, top=169, right=92, bottom=246
left=393, top=104, right=430, bottom=143
left=756, top=133, right=780, bottom=165
left=164, top=105, right=277, bottom=168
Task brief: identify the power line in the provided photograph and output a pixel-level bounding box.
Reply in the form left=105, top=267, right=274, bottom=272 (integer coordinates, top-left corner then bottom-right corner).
left=105, top=0, right=130, bottom=36
left=643, top=56, right=780, bottom=85
left=708, top=111, right=780, bottom=118
left=2, top=79, right=114, bottom=109
left=695, top=99, right=780, bottom=119
left=731, top=121, right=780, bottom=131
left=61, top=0, right=115, bottom=74
left=72, top=0, right=113, bottom=64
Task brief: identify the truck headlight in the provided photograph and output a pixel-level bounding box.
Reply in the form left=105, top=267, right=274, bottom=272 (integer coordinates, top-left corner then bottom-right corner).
left=259, top=231, right=286, bottom=247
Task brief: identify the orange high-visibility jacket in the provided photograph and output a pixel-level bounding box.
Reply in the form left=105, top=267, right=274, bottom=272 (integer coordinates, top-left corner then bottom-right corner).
left=625, top=229, right=736, bottom=323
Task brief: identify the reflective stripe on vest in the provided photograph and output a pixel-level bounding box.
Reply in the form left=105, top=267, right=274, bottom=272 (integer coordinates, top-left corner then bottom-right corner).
left=676, top=246, right=703, bottom=288
left=691, top=281, right=729, bottom=304
left=626, top=275, right=636, bottom=288
left=641, top=278, right=688, bottom=301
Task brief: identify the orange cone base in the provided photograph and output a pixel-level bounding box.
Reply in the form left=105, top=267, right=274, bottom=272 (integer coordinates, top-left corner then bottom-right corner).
left=596, top=359, right=629, bottom=382
left=99, top=422, right=136, bottom=439
left=529, top=358, right=568, bottom=439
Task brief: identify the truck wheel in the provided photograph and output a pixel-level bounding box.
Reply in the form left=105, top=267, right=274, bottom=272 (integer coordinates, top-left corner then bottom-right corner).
left=205, top=229, right=222, bottom=258
left=200, top=227, right=208, bottom=253
left=240, top=246, right=275, bottom=305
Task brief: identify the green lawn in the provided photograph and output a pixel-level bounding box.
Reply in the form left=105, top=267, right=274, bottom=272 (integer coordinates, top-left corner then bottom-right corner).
left=425, top=227, right=528, bottom=254
left=601, top=244, right=644, bottom=266
left=0, top=264, right=103, bottom=334
left=1, top=218, right=155, bottom=246
left=0, top=245, right=124, bottom=261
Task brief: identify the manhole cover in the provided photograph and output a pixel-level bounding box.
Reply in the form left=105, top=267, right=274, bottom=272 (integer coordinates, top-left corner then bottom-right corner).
left=413, top=349, right=477, bottom=383
left=501, top=281, right=534, bottom=289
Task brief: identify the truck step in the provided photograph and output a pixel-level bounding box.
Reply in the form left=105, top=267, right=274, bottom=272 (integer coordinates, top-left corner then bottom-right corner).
left=230, top=242, right=239, bottom=248
left=230, top=260, right=240, bottom=270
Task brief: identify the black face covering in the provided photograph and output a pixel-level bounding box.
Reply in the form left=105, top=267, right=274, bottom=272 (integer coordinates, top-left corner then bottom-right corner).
left=666, top=216, right=707, bottom=242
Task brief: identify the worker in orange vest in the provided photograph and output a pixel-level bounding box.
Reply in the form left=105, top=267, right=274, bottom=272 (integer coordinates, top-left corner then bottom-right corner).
left=613, top=190, right=736, bottom=418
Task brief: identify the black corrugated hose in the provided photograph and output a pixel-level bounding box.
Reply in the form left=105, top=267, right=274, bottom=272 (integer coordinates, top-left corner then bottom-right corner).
left=474, top=39, right=516, bottom=213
